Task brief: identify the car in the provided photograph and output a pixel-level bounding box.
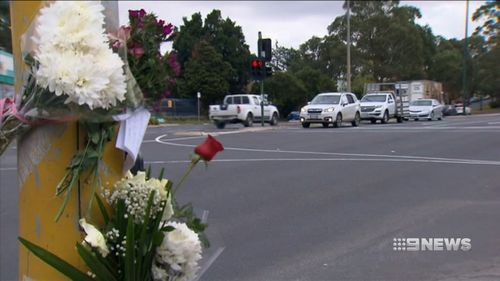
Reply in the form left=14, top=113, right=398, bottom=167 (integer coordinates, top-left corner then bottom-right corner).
left=209, top=94, right=279, bottom=129
left=454, top=103, right=471, bottom=115
left=287, top=111, right=300, bottom=121
left=299, top=92, right=361, bottom=128
left=360, top=92, right=405, bottom=123
left=442, top=105, right=457, bottom=116
left=409, top=99, right=444, bottom=121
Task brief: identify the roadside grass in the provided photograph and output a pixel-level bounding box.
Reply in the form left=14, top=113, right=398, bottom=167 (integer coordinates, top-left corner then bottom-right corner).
left=471, top=104, right=500, bottom=115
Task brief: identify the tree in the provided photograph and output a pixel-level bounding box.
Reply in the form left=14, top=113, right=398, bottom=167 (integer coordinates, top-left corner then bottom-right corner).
left=472, top=0, right=499, bottom=48
left=172, top=10, right=251, bottom=96
left=326, top=1, right=430, bottom=82
left=264, top=72, right=308, bottom=117
left=177, top=41, right=234, bottom=108
left=0, top=1, right=11, bottom=53
left=428, top=37, right=463, bottom=101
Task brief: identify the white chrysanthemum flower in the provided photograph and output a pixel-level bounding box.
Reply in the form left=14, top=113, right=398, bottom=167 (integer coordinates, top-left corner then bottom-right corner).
left=151, top=264, right=169, bottom=281
left=108, top=171, right=172, bottom=223
left=153, top=222, right=202, bottom=281
left=35, top=1, right=106, bottom=53
left=79, top=218, right=109, bottom=257
left=32, top=1, right=127, bottom=110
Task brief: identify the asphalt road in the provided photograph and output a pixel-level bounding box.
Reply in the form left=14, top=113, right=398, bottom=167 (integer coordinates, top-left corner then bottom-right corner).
left=2, top=114, right=500, bottom=281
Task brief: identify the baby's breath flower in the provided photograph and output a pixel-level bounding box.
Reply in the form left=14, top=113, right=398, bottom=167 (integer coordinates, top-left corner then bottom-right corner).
left=106, top=171, right=173, bottom=223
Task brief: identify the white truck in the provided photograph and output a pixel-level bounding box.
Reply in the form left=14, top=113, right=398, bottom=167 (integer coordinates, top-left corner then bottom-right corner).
left=362, top=83, right=411, bottom=123
left=360, top=92, right=402, bottom=123
left=209, top=94, right=279, bottom=129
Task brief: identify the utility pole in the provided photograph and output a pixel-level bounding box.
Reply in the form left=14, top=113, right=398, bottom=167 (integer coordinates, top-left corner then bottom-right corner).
left=346, top=0, right=352, bottom=93
left=258, top=31, right=264, bottom=126
left=462, top=0, right=469, bottom=114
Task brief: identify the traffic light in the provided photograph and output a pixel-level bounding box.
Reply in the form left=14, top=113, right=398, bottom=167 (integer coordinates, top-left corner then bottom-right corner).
left=258, top=38, right=272, bottom=61
left=251, top=58, right=265, bottom=80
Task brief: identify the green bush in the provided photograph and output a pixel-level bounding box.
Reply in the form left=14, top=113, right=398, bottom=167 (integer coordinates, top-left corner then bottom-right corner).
left=489, top=100, right=500, bottom=108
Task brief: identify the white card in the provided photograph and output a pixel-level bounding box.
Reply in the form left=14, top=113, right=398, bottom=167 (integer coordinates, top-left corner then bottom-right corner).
left=115, top=108, right=150, bottom=172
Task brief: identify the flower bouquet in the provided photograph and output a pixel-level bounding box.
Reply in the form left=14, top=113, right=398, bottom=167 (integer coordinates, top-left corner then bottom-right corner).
left=19, top=135, right=225, bottom=281
left=0, top=1, right=142, bottom=156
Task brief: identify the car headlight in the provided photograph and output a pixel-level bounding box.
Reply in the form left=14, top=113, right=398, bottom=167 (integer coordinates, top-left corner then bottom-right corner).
left=301, top=107, right=307, bottom=113
left=374, top=105, right=383, bottom=108
left=324, top=107, right=335, bottom=112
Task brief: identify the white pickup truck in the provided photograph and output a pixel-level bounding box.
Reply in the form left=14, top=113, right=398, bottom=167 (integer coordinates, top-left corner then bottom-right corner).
left=209, top=94, right=280, bottom=129
left=360, top=91, right=408, bottom=123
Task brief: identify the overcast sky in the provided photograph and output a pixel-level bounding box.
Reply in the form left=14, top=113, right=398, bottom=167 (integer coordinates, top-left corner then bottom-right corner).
left=117, top=1, right=485, bottom=53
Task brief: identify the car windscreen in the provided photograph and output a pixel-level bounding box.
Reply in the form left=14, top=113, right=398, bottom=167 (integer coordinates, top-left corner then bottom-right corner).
left=361, top=95, right=386, bottom=102
left=410, top=100, right=432, bottom=106
left=311, top=95, right=340, bottom=105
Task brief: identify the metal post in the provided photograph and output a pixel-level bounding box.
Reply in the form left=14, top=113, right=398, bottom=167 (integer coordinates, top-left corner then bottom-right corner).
left=12, top=2, right=125, bottom=279
left=462, top=0, right=469, bottom=114
left=197, top=91, right=201, bottom=122
left=259, top=31, right=264, bottom=126
left=346, top=0, right=351, bottom=93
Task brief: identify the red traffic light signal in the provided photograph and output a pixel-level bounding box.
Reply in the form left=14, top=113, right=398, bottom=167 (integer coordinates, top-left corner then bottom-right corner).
left=251, top=59, right=264, bottom=69
left=251, top=59, right=266, bottom=80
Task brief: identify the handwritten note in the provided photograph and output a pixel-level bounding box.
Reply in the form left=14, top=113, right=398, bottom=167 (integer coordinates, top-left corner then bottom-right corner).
left=114, top=108, right=150, bottom=172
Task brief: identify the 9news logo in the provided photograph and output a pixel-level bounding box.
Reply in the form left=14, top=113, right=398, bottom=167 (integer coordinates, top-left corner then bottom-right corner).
left=393, top=238, right=471, bottom=252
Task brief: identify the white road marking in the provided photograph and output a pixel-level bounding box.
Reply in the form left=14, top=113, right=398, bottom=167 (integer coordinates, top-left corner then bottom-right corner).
left=145, top=157, right=500, bottom=166
left=152, top=134, right=500, bottom=167
left=0, top=167, right=16, bottom=171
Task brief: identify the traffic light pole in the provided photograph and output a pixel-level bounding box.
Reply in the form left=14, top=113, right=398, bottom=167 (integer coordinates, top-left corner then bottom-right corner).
left=259, top=31, right=264, bottom=127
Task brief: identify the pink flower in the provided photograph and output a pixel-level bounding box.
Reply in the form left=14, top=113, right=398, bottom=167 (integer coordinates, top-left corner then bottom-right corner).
left=163, top=23, right=173, bottom=36
left=129, top=44, right=145, bottom=59
left=129, top=9, right=146, bottom=18
left=167, top=52, right=181, bottom=76
left=157, top=19, right=165, bottom=27
left=108, top=26, right=131, bottom=49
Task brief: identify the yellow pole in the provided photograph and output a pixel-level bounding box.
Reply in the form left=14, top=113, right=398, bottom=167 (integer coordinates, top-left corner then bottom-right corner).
left=11, top=2, right=124, bottom=280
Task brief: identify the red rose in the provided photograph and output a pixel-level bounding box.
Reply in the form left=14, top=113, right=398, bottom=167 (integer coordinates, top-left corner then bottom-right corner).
left=194, top=135, right=224, bottom=162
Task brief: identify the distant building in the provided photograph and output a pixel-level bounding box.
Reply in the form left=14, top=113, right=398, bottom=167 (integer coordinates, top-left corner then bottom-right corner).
left=0, top=50, right=15, bottom=98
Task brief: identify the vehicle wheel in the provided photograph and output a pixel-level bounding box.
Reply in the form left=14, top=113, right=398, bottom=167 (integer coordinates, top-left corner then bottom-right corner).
left=428, top=112, right=434, bottom=121
left=381, top=110, right=389, bottom=124
left=243, top=113, right=253, bottom=127
left=414, top=118, right=419, bottom=121
left=351, top=112, right=360, bottom=127
left=215, top=121, right=225, bottom=129
left=370, top=119, right=376, bottom=124
left=333, top=113, right=342, bottom=128
left=270, top=113, right=279, bottom=126
left=397, top=117, right=403, bottom=123
left=302, top=122, right=310, bottom=128
left=322, top=122, right=329, bottom=128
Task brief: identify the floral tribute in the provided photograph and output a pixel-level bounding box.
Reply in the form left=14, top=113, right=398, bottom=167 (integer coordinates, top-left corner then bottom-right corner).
left=19, top=135, right=224, bottom=281
left=1, top=0, right=183, bottom=221
left=0, top=1, right=134, bottom=155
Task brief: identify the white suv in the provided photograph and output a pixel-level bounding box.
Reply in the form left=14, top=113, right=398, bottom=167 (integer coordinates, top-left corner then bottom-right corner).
left=299, top=92, right=361, bottom=128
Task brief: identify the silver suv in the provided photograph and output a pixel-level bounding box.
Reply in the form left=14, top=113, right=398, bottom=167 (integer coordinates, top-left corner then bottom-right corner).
left=299, top=92, right=361, bottom=128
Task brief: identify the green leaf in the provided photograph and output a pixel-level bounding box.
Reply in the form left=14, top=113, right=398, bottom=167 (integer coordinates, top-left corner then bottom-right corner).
left=125, top=217, right=135, bottom=281
left=152, top=231, right=164, bottom=247
left=95, top=194, right=110, bottom=225
left=54, top=171, right=79, bottom=222
left=158, top=168, right=165, bottom=180
left=18, top=237, right=93, bottom=281
left=160, top=225, right=175, bottom=232
left=76, top=243, right=117, bottom=281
